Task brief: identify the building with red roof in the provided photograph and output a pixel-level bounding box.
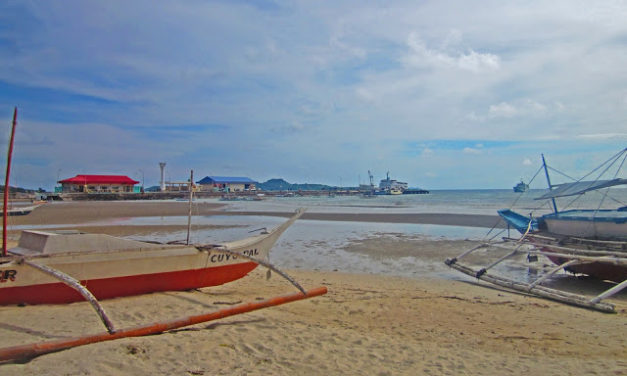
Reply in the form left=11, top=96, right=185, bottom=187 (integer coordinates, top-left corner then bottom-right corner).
left=58, top=175, right=140, bottom=193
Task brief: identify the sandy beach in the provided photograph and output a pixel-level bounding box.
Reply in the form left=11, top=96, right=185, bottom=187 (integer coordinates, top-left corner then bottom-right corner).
left=1, top=201, right=626, bottom=375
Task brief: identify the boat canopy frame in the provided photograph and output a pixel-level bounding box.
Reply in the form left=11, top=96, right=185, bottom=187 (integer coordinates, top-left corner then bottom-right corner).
left=535, top=178, right=627, bottom=200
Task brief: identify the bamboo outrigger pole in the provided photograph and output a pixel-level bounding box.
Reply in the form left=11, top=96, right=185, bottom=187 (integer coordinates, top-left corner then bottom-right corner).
left=3, top=107, right=18, bottom=256
left=186, top=169, right=193, bottom=245
left=0, top=286, right=327, bottom=363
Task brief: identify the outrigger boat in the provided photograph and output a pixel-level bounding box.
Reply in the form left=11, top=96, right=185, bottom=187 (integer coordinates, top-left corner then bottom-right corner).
left=446, top=148, right=627, bottom=312
left=0, top=108, right=327, bottom=363
left=0, top=209, right=305, bottom=306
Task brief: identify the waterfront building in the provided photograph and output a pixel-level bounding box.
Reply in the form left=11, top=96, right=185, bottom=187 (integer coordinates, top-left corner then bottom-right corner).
left=58, top=175, right=139, bottom=193
left=196, top=176, right=257, bottom=192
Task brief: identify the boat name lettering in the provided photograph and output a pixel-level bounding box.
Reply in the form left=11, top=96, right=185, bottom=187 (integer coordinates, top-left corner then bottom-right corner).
left=0, top=269, right=17, bottom=283
left=243, top=248, right=259, bottom=257
left=209, top=249, right=259, bottom=263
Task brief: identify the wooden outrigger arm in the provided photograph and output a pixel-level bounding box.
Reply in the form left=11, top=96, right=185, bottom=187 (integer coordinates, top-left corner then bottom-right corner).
left=445, top=238, right=624, bottom=313
left=197, top=245, right=307, bottom=294
left=21, top=260, right=117, bottom=333
left=0, top=286, right=327, bottom=364
left=445, top=258, right=616, bottom=313
left=445, top=214, right=625, bottom=313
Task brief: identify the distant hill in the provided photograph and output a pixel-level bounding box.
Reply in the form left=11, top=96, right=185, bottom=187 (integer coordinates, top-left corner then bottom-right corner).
left=258, top=178, right=333, bottom=191
left=0, top=185, right=36, bottom=194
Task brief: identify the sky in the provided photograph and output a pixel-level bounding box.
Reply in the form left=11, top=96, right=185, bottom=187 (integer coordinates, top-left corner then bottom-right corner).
left=1, top=0, right=626, bottom=190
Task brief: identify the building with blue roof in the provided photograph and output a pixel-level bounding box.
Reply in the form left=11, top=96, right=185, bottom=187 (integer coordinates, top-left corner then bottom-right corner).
left=196, top=176, right=257, bottom=192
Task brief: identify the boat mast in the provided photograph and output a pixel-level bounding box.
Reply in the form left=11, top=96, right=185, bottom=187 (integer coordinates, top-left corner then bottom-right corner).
left=3, top=107, right=18, bottom=256
left=541, top=153, right=558, bottom=213
left=186, top=169, right=194, bottom=245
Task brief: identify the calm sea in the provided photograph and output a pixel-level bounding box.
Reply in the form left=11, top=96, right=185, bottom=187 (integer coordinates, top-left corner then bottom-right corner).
left=119, top=188, right=627, bottom=281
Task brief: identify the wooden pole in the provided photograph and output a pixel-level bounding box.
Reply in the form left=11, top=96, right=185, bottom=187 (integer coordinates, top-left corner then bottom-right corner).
left=23, top=260, right=116, bottom=333
left=3, top=107, right=18, bottom=256
left=197, top=245, right=306, bottom=294
left=0, top=286, right=327, bottom=363
left=446, top=261, right=615, bottom=312
left=541, top=153, right=559, bottom=213
left=590, top=279, right=627, bottom=304
left=186, top=169, right=193, bottom=245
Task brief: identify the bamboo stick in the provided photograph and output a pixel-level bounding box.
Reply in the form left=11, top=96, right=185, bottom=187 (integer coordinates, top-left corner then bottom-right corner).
left=589, top=279, right=627, bottom=304
left=523, top=237, right=627, bottom=257
left=23, top=260, right=116, bottom=333
left=447, top=261, right=615, bottom=313
left=197, top=246, right=306, bottom=294
left=186, top=170, right=193, bottom=245
left=3, top=107, right=17, bottom=256
left=488, top=239, right=627, bottom=260
left=526, top=259, right=580, bottom=290
left=0, top=286, right=327, bottom=363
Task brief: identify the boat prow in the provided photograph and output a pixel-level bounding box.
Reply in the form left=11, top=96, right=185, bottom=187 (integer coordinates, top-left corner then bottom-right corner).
left=497, top=209, right=538, bottom=234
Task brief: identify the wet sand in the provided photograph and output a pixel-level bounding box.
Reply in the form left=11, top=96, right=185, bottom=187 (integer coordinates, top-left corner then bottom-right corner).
left=7, top=200, right=505, bottom=227
left=1, top=201, right=626, bottom=375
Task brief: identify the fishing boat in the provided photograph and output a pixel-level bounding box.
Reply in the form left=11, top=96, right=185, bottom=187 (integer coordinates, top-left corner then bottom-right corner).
left=0, top=108, right=327, bottom=362
left=0, top=209, right=304, bottom=305
left=513, top=179, right=529, bottom=193
left=1, top=109, right=309, bottom=305
left=446, top=148, right=627, bottom=312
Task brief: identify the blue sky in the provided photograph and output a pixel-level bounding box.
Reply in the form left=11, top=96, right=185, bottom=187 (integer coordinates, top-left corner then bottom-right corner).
left=1, top=1, right=626, bottom=190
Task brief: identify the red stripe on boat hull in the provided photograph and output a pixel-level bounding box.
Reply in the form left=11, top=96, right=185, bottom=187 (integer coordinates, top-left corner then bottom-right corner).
left=0, top=262, right=258, bottom=305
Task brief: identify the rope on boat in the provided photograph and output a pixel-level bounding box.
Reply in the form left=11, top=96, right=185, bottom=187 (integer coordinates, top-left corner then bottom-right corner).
left=20, top=259, right=116, bottom=334
left=196, top=245, right=306, bottom=294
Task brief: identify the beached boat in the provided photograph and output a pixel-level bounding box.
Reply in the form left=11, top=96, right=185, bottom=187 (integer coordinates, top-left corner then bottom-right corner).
left=0, top=203, right=42, bottom=216
left=446, top=149, right=627, bottom=312
left=498, top=151, right=627, bottom=282
left=0, top=109, right=327, bottom=362
left=0, top=209, right=304, bottom=305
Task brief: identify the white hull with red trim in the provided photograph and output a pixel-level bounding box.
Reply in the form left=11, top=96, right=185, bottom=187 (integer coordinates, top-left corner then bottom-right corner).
left=0, top=210, right=303, bottom=305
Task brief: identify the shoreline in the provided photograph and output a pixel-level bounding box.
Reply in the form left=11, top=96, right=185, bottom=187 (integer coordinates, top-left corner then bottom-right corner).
left=6, top=201, right=505, bottom=228
left=1, top=200, right=626, bottom=374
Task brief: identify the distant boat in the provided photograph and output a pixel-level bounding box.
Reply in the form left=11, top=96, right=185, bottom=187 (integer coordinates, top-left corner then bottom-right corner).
left=0, top=203, right=43, bottom=216
left=513, top=180, right=529, bottom=192
left=402, top=188, right=429, bottom=195
left=389, top=188, right=403, bottom=195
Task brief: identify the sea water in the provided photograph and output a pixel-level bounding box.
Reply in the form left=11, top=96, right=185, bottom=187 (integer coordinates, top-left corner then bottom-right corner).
left=119, top=188, right=627, bottom=282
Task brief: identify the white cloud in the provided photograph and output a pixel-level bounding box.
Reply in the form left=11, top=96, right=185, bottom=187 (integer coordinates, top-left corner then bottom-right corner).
left=463, top=147, right=482, bottom=154
left=403, top=32, right=500, bottom=73
left=489, top=102, right=518, bottom=118
left=488, top=100, right=549, bottom=119
left=577, top=133, right=627, bottom=140
left=422, top=147, right=434, bottom=155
